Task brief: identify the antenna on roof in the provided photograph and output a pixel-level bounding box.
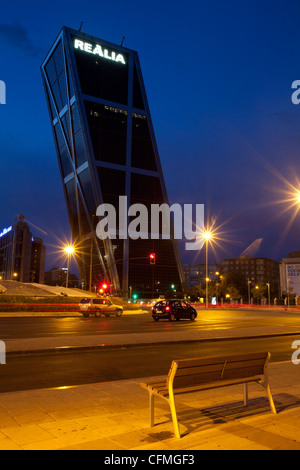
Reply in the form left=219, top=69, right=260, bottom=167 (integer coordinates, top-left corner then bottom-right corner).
left=121, top=36, right=125, bottom=47
left=15, top=215, right=48, bottom=236
left=79, top=21, right=83, bottom=32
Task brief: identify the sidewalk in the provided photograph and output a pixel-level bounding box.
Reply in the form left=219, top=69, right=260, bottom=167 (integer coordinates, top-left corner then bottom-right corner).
left=0, top=361, right=300, bottom=450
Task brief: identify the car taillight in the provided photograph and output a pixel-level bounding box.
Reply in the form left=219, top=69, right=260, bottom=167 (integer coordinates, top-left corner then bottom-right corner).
left=166, top=306, right=170, bottom=312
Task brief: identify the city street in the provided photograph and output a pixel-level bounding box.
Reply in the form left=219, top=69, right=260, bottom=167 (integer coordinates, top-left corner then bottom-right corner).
left=0, top=335, right=298, bottom=394
left=0, top=308, right=299, bottom=393
left=1, top=308, right=300, bottom=339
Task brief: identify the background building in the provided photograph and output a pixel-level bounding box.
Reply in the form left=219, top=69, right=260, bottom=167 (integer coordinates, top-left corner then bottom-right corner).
left=0, top=216, right=46, bottom=283
left=183, top=264, right=221, bottom=288
left=30, top=237, right=46, bottom=284
left=222, top=255, right=279, bottom=290
left=44, top=268, right=79, bottom=288
left=41, top=27, right=184, bottom=298
left=280, top=250, right=300, bottom=297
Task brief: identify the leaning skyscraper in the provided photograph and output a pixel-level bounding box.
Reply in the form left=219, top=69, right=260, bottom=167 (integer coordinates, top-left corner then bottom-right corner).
left=41, top=27, right=184, bottom=298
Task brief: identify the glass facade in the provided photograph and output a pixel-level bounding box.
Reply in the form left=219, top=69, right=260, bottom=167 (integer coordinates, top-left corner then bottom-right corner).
left=41, top=27, right=184, bottom=297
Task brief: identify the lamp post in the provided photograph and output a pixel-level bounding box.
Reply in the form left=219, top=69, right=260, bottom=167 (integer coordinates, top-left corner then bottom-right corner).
left=203, top=232, right=212, bottom=309
left=64, top=245, right=75, bottom=289
left=248, top=279, right=251, bottom=306
left=266, top=282, right=271, bottom=307
left=216, top=282, right=219, bottom=306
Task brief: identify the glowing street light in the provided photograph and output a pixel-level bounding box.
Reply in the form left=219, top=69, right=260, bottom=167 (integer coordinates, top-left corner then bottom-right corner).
left=64, top=246, right=75, bottom=256
left=202, top=231, right=213, bottom=309
left=198, top=219, right=232, bottom=309
left=203, top=232, right=212, bottom=240
left=64, top=245, right=75, bottom=289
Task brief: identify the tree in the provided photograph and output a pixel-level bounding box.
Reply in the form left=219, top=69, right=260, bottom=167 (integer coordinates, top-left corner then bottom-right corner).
left=186, top=286, right=201, bottom=300
left=225, top=271, right=248, bottom=298
left=251, top=283, right=267, bottom=301
left=226, top=286, right=241, bottom=300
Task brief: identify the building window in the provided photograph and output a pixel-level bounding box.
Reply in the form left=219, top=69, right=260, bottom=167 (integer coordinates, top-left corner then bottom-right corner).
left=85, top=101, right=127, bottom=165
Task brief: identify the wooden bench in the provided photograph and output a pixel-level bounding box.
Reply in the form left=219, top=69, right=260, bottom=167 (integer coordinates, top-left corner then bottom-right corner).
left=140, top=352, right=277, bottom=438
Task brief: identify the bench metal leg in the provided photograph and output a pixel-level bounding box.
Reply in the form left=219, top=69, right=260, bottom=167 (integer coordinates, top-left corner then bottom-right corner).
left=263, top=381, right=277, bottom=414
left=168, top=392, right=181, bottom=438
left=244, top=383, right=248, bottom=406
left=263, top=352, right=277, bottom=414
left=149, top=391, right=155, bottom=427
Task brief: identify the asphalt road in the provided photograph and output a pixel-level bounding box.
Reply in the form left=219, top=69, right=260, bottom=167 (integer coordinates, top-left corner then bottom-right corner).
left=1, top=308, right=300, bottom=340
left=0, top=336, right=298, bottom=393
left=0, top=309, right=300, bottom=393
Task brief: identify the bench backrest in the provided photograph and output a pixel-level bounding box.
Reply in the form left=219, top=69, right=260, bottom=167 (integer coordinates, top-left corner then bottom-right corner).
left=167, top=352, right=269, bottom=390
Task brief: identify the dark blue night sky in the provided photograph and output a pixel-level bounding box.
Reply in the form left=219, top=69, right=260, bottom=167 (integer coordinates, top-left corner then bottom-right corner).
left=1, top=0, right=300, bottom=273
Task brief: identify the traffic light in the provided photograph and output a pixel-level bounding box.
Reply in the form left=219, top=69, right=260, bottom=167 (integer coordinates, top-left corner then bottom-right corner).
left=99, top=283, right=109, bottom=295
left=171, top=284, right=175, bottom=290
left=150, top=253, right=156, bottom=265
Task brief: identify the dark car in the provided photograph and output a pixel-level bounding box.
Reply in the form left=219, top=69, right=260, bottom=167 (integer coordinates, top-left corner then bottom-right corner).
left=152, top=300, right=197, bottom=322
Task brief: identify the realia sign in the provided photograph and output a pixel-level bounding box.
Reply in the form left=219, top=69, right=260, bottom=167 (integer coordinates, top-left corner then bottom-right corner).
left=74, top=39, right=126, bottom=65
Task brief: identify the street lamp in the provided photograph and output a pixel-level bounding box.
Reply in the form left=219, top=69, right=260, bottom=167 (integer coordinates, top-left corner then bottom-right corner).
left=203, top=231, right=212, bottom=309
left=64, top=245, right=75, bottom=289
left=266, top=282, right=271, bottom=307
left=248, top=279, right=252, bottom=306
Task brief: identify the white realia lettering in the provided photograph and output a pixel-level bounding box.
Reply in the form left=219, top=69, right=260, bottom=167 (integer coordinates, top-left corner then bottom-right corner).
left=74, top=39, right=126, bottom=65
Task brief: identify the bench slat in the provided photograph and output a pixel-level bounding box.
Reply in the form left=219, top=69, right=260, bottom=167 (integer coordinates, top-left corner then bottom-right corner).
left=140, top=381, right=165, bottom=390
left=168, top=353, right=268, bottom=389
left=173, top=366, right=265, bottom=388
left=146, top=376, right=262, bottom=397
left=173, top=352, right=268, bottom=369
left=173, top=358, right=266, bottom=378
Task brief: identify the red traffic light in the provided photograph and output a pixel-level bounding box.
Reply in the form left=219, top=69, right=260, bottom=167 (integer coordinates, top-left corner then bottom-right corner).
left=150, top=253, right=156, bottom=265
left=102, top=283, right=108, bottom=290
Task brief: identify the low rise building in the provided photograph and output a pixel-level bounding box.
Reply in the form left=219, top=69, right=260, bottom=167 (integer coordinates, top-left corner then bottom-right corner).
left=221, top=255, right=280, bottom=291
left=45, top=268, right=79, bottom=288
left=0, top=216, right=46, bottom=283
left=280, top=250, right=300, bottom=297
left=183, top=264, right=221, bottom=288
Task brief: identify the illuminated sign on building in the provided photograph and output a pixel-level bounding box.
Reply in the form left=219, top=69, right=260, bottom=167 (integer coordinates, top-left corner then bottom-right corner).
left=74, top=39, right=126, bottom=65
left=0, top=227, right=12, bottom=238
